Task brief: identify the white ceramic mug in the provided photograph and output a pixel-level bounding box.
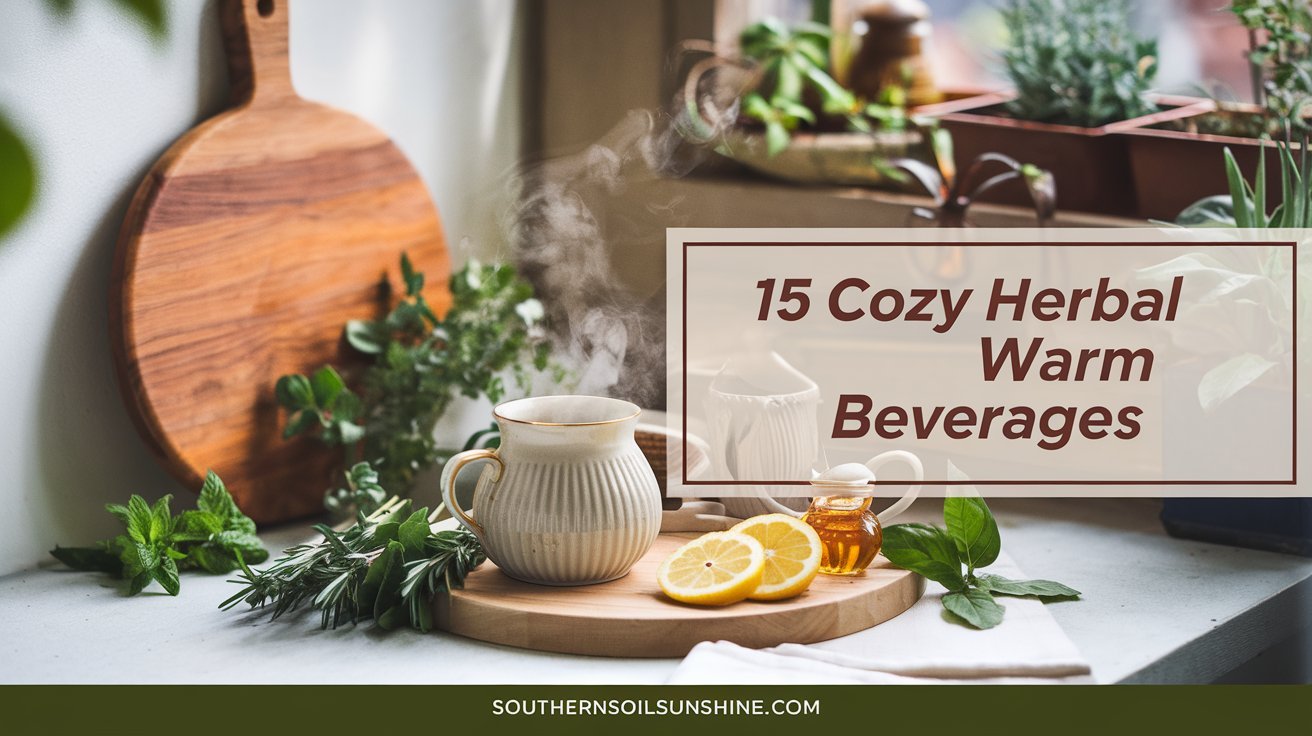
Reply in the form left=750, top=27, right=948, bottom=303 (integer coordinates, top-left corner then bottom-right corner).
left=440, top=395, right=662, bottom=586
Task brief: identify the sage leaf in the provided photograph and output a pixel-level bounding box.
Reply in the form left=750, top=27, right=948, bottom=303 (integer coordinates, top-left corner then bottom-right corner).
left=880, top=523, right=966, bottom=591
left=398, top=509, right=431, bottom=554
left=976, top=574, right=1081, bottom=599
left=372, top=540, right=408, bottom=623
left=942, top=589, right=1005, bottom=630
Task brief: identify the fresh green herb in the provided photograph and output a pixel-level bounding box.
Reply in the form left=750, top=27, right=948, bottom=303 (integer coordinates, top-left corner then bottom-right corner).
left=277, top=253, right=559, bottom=517
left=1000, top=0, right=1158, bottom=128
left=50, top=471, right=268, bottom=596
left=221, top=465, right=485, bottom=633
left=1232, top=0, right=1312, bottom=134
left=881, top=489, right=1079, bottom=629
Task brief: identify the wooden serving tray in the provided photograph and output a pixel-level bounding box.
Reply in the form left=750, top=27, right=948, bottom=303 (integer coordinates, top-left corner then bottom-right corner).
left=433, top=533, right=924, bottom=658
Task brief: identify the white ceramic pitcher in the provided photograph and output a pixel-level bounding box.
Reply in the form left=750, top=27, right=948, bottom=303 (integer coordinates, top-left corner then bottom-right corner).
left=440, top=395, right=662, bottom=586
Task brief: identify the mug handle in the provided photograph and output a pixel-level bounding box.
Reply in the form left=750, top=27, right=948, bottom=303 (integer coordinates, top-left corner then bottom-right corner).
left=439, top=448, right=505, bottom=544
left=867, top=450, right=924, bottom=524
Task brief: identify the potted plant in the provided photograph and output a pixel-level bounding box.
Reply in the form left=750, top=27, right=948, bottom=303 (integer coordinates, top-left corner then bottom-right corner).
left=1142, top=142, right=1312, bottom=556
left=1121, top=1, right=1312, bottom=220
left=937, top=0, right=1212, bottom=216
left=679, top=18, right=961, bottom=189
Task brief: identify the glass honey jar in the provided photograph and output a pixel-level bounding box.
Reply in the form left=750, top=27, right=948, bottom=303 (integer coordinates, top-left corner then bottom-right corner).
left=798, top=456, right=923, bottom=576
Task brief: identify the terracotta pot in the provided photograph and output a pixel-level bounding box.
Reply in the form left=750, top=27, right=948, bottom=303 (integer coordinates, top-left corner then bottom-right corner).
left=937, top=94, right=1215, bottom=216
left=1121, top=101, right=1288, bottom=221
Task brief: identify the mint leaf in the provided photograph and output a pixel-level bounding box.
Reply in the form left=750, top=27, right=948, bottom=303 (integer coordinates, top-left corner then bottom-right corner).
left=944, top=494, right=1001, bottom=573
left=189, top=545, right=238, bottom=574
left=178, top=510, right=223, bottom=537
left=152, top=556, right=181, bottom=596
left=105, top=503, right=130, bottom=526
left=225, top=513, right=258, bottom=537
left=212, top=531, right=268, bottom=564
left=125, top=495, right=153, bottom=544
left=197, top=471, right=238, bottom=518
left=149, top=494, right=173, bottom=542
left=976, top=574, right=1081, bottom=599
left=122, top=541, right=160, bottom=576
left=127, top=571, right=151, bottom=596
left=943, top=589, right=1005, bottom=629
left=880, top=523, right=966, bottom=591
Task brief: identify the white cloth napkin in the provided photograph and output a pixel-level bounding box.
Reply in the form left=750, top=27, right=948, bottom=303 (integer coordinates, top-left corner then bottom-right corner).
left=668, top=551, right=1092, bottom=684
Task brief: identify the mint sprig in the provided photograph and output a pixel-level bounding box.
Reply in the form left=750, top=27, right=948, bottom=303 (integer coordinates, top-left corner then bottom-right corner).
left=50, top=471, right=268, bottom=596
left=881, top=482, right=1079, bottom=629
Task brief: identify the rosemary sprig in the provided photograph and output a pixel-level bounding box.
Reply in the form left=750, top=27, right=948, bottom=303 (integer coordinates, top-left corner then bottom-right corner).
left=220, top=467, right=484, bottom=632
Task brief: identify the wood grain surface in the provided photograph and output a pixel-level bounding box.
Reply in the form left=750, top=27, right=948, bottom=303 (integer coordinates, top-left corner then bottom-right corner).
left=434, top=534, right=925, bottom=658
left=110, top=0, right=450, bottom=522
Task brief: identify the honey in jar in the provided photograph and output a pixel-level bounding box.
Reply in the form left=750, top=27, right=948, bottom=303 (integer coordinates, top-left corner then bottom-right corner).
left=802, top=494, right=883, bottom=576
left=796, top=455, right=924, bottom=576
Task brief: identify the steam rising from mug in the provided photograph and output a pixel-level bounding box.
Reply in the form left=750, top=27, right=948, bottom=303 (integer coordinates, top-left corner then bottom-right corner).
left=503, top=104, right=728, bottom=407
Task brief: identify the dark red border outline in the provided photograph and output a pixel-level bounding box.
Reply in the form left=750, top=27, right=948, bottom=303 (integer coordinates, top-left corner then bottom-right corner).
left=680, top=240, right=1298, bottom=487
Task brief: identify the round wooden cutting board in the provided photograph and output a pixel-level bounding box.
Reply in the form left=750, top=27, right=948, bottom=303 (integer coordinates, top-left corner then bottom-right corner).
left=434, top=534, right=924, bottom=658
left=110, top=0, right=450, bottom=522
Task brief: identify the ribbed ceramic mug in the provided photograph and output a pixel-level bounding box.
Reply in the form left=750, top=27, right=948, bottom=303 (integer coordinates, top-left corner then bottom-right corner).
left=440, top=395, right=662, bottom=586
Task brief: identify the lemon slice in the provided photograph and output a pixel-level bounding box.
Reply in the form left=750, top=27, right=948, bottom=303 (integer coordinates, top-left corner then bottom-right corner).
left=657, top=532, right=765, bottom=606
left=730, top=514, right=823, bottom=600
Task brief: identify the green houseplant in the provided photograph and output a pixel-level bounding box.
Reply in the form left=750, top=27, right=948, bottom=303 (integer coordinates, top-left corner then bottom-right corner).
left=1121, top=1, right=1312, bottom=220
left=1142, top=141, right=1312, bottom=557
left=937, top=0, right=1209, bottom=215
left=678, top=17, right=946, bottom=189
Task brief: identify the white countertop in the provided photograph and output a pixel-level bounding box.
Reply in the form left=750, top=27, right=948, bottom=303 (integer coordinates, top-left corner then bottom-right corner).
left=2, top=498, right=1309, bottom=684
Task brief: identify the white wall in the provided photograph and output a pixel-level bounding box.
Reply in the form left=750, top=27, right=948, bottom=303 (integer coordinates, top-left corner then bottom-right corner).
left=0, top=0, right=523, bottom=575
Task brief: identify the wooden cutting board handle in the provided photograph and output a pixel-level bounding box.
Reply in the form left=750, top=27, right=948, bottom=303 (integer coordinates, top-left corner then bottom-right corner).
left=221, top=0, right=295, bottom=106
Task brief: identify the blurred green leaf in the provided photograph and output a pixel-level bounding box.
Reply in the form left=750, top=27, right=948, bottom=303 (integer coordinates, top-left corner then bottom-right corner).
left=0, top=112, right=36, bottom=240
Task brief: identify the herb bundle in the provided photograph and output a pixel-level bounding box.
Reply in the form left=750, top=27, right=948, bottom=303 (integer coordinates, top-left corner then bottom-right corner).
left=881, top=494, right=1079, bottom=629
left=277, top=253, right=557, bottom=516
left=221, top=467, right=484, bottom=633
left=50, top=471, right=268, bottom=596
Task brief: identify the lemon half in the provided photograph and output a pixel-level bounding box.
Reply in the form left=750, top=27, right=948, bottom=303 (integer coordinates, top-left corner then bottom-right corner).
left=657, top=532, right=765, bottom=606
left=729, top=514, right=823, bottom=600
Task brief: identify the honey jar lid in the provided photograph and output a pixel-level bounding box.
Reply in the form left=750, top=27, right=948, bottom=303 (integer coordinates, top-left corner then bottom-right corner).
left=809, top=462, right=877, bottom=496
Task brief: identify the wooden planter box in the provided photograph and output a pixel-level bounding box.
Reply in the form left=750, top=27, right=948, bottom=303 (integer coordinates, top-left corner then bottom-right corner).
left=1120, top=102, right=1288, bottom=221
left=936, top=94, right=1214, bottom=216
